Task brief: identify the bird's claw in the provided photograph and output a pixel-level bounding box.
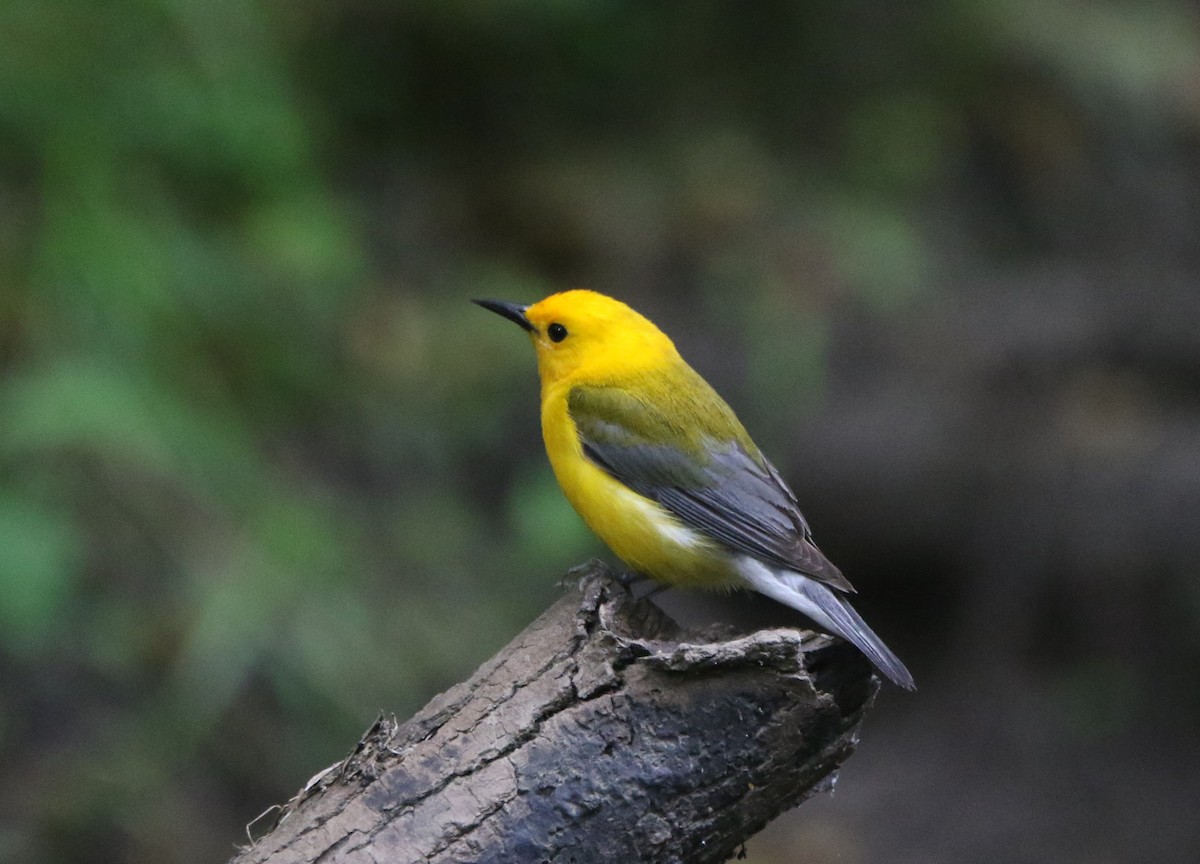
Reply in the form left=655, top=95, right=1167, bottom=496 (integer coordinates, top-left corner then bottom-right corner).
left=558, top=558, right=609, bottom=588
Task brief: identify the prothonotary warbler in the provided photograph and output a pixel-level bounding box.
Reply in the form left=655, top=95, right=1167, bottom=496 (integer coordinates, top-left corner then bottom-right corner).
left=475, top=290, right=915, bottom=690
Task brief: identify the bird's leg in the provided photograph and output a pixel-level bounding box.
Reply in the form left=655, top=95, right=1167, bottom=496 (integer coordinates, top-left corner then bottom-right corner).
left=559, top=558, right=613, bottom=588
left=612, top=570, right=671, bottom=601
left=612, top=568, right=650, bottom=588
left=560, top=561, right=668, bottom=600
left=564, top=558, right=608, bottom=580
left=636, top=582, right=670, bottom=600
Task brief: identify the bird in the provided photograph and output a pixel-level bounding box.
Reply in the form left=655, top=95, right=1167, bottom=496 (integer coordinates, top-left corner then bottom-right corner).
left=474, top=290, right=914, bottom=689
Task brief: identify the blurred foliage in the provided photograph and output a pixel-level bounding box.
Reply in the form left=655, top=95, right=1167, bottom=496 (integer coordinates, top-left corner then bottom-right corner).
left=1, top=1, right=1198, bottom=862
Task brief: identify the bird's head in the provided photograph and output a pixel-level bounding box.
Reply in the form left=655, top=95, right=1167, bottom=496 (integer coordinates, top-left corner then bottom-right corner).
left=474, top=290, right=678, bottom=386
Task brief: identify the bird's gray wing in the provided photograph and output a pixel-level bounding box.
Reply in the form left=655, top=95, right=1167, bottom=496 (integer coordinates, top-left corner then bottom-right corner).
left=568, top=385, right=853, bottom=592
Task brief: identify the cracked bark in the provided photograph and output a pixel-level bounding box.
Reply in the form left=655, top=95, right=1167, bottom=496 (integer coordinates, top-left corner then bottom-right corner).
left=230, top=562, right=879, bottom=864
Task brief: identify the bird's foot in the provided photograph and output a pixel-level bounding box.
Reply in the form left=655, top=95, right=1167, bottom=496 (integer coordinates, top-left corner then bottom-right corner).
left=635, top=582, right=670, bottom=600
left=559, top=558, right=609, bottom=588
left=612, top=569, right=649, bottom=588
left=612, top=570, right=671, bottom=601
left=559, top=562, right=668, bottom=601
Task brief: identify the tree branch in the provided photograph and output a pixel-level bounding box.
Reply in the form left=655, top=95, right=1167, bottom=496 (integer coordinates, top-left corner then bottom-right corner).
left=230, top=562, right=879, bottom=864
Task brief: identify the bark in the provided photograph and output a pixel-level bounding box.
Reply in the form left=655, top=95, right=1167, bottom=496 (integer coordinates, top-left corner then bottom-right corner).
left=231, top=562, right=879, bottom=864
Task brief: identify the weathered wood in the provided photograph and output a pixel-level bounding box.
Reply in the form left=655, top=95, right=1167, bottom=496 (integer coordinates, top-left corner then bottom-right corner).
left=231, top=562, right=878, bottom=864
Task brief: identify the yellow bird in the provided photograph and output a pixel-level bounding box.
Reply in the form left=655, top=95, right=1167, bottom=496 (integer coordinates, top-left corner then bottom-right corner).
left=475, top=290, right=914, bottom=689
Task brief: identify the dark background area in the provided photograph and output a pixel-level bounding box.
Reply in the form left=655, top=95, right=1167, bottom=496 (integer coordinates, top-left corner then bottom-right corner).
left=2, top=1, right=1198, bottom=862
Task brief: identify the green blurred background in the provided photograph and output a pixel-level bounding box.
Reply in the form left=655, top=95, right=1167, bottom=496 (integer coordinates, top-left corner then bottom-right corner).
left=2, top=1, right=1198, bottom=861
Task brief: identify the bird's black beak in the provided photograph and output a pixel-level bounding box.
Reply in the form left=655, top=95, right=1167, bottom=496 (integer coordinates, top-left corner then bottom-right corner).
left=472, top=298, right=534, bottom=332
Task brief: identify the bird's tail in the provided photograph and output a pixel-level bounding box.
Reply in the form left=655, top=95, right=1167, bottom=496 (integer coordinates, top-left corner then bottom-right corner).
left=738, top=560, right=916, bottom=690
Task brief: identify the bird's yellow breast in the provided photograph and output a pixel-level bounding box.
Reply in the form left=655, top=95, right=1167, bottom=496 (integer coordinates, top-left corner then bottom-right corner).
left=540, top=379, right=735, bottom=589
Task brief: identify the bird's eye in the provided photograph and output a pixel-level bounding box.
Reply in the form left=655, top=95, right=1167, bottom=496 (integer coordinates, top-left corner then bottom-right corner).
left=548, top=323, right=568, bottom=343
